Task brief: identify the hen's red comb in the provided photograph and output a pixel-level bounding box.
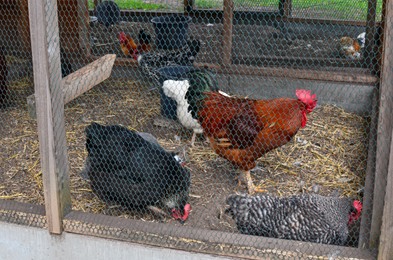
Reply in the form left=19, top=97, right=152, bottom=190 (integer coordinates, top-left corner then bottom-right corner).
left=353, top=200, right=362, bottom=212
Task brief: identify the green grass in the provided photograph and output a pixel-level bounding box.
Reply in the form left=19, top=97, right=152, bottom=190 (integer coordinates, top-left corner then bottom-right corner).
left=88, top=0, right=383, bottom=21
left=195, top=0, right=383, bottom=21
left=88, top=0, right=167, bottom=11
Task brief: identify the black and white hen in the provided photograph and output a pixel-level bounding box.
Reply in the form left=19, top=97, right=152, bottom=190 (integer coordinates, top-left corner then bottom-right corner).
left=137, top=39, right=201, bottom=84
left=84, top=122, right=191, bottom=222
left=226, top=193, right=362, bottom=245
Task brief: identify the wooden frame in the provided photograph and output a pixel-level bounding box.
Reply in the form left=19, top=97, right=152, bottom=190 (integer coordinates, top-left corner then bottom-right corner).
left=374, top=0, right=393, bottom=254
left=28, top=0, right=71, bottom=234
left=27, top=0, right=115, bottom=234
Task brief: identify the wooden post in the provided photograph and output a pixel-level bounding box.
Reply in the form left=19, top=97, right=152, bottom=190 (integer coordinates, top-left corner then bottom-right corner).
left=28, top=0, right=71, bottom=234
left=184, top=0, right=194, bottom=14
left=370, top=0, right=393, bottom=249
left=78, top=0, right=91, bottom=57
left=364, top=0, right=378, bottom=67
left=358, top=88, right=378, bottom=249
left=377, top=0, right=393, bottom=257
left=279, top=0, right=293, bottom=18
left=222, top=0, right=234, bottom=66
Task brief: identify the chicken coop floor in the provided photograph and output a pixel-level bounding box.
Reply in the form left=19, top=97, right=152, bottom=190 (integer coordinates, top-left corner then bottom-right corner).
left=0, top=73, right=369, bottom=247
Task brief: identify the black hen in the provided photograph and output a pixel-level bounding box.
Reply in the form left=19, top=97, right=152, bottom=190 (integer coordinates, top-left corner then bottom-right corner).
left=226, top=193, right=362, bottom=245
left=137, top=39, right=201, bottom=84
left=85, top=122, right=191, bottom=222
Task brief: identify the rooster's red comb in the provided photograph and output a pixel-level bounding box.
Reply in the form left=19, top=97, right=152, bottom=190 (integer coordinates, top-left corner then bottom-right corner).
left=118, top=32, right=127, bottom=41
left=296, top=89, right=317, bottom=111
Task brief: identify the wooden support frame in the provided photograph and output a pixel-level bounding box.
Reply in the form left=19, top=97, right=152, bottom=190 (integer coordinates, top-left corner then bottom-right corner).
left=27, top=54, right=116, bottom=118
left=184, top=0, right=194, bottom=14
left=377, top=0, right=393, bottom=257
left=28, top=0, right=71, bottom=234
left=369, top=0, right=393, bottom=249
left=279, top=0, right=292, bottom=18
left=222, top=0, right=234, bottom=66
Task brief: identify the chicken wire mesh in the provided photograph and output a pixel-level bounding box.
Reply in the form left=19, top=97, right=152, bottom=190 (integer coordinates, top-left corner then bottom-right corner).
left=0, top=0, right=389, bottom=258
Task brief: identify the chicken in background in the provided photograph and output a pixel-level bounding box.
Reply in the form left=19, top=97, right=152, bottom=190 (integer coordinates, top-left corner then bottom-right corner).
left=162, top=68, right=223, bottom=146
left=118, top=30, right=153, bottom=59
left=226, top=193, right=362, bottom=245
left=338, top=32, right=365, bottom=59
left=0, top=45, right=8, bottom=107
left=118, top=31, right=139, bottom=59
left=84, top=122, right=191, bottom=223
left=190, top=89, right=317, bottom=194
left=138, top=39, right=201, bottom=84
left=138, top=29, right=152, bottom=53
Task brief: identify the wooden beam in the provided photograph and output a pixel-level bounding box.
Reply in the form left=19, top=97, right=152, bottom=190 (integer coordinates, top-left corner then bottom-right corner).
left=78, top=0, right=91, bottom=57
left=370, top=0, right=393, bottom=249
left=279, top=0, right=292, bottom=18
left=106, top=56, right=377, bottom=84
left=27, top=54, right=116, bottom=118
left=364, top=0, right=378, bottom=66
left=184, top=0, right=194, bottom=13
left=379, top=130, right=393, bottom=258
left=376, top=0, right=393, bottom=256
left=28, top=0, right=71, bottom=234
left=222, top=0, right=234, bottom=66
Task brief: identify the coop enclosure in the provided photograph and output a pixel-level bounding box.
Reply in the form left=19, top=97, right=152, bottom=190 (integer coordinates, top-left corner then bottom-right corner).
left=0, top=0, right=392, bottom=259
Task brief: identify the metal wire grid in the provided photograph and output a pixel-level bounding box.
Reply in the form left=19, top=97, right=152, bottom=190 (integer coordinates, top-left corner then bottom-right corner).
left=0, top=0, right=389, bottom=258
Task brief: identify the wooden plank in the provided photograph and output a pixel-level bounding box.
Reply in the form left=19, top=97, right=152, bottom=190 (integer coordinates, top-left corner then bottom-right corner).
left=364, top=0, right=378, bottom=66
left=219, top=64, right=377, bottom=84
left=222, top=0, right=234, bottom=65
left=105, top=56, right=377, bottom=84
left=379, top=131, right=393, bottom=258
left=64, top=210, right=376, bottom=259
left=358, top=88, right=378, bottom=249
left=27, top=54, right=116, bottom=118
left=78, top=0, right=91, bottom=57
left=28, top=0, right=71, bottom=234
left=376, top=0, right=393, bottom=255
left=17, top=0, right=30, bottom=53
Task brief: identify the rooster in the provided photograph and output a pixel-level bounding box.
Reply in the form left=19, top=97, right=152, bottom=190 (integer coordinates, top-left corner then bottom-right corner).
left=189, top=89, right=317, bottom=194
left=84, top=122, right=191, bottom=222
left=226, top=193, right=362, bottom=245
left=118, top=30, right=152, bottom=59
left=162, top=68, right=225, bottom=146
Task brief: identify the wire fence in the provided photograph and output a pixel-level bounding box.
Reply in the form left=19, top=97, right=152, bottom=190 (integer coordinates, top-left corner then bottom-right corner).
left=0, top=0, right=391, bottom=258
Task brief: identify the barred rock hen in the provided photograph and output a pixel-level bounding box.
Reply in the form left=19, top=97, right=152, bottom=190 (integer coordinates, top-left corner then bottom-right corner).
left=194, top=89, right=317, bottom=194
left=85, top=122, right=191, bottom=222
left=226, top=193, right=362, bottom=245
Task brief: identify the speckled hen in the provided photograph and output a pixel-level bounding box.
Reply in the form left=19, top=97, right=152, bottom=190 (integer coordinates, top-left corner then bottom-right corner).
left=226, top=193, right=362, bottom=245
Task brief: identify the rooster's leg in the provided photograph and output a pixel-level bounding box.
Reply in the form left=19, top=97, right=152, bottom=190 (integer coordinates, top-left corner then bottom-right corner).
left=242, top=170, right=265, bottom=194
left=190, top=132, right=196, bottom=147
